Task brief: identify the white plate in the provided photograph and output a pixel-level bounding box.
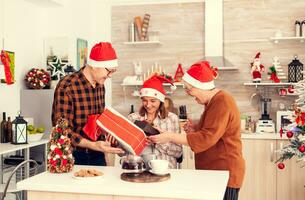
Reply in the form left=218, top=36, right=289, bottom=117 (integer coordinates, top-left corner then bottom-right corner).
left=149, top=169, right=169, bottom=176
left=72, top=174, right=103, bottom=180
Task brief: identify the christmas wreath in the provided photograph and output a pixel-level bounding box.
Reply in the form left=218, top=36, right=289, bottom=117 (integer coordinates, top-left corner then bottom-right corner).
left=25, top=68, right=51, bottom=89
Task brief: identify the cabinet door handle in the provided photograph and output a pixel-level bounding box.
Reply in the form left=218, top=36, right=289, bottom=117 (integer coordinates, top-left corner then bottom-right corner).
left=270, top=142, right=275, bottom=162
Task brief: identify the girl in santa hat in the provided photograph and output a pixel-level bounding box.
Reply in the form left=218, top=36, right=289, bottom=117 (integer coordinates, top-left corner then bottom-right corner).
left=149, top=61, right=245, bottom=200
left=127, top=75, right=182, bottom=169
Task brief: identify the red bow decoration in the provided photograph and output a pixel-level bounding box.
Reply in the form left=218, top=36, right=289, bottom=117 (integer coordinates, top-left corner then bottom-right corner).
left=0, top=50, right=13, bottom=85
left=83, top=114, right=104, bottom=141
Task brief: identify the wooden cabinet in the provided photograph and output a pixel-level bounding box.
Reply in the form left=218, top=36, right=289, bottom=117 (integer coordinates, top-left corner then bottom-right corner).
left=276, top=141, right=305, bottom=200
left=181, top=145, right=195, bottom=169
left=239, top=139, right=277, bottom=200
left=240, top=139, right=305, bottom=200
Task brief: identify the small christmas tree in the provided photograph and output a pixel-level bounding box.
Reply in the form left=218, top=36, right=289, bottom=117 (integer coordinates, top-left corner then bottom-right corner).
left=276, top=80, right=305, bottom=169
left=48, top=118, right=74, bottom=173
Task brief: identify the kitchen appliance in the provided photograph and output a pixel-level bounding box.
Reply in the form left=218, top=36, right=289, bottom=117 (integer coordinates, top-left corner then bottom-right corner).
left=256, top=98, right=275, bottom=133
left=120, top=154, right=146, bottom=173
left=179, top=105, right=187, bottom=121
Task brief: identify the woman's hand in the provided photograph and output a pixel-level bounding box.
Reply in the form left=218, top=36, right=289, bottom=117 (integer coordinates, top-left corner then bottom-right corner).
left=183, top=119, right=196, bottom=133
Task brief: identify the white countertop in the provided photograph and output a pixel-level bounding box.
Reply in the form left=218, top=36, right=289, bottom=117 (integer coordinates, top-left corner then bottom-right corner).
left=17, top=165, right=229, bottom=200
left=0, top=139, right=49, bottom=155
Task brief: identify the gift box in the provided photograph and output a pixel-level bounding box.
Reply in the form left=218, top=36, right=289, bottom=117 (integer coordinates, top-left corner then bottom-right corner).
left=96, top=107, right=147, bottom=155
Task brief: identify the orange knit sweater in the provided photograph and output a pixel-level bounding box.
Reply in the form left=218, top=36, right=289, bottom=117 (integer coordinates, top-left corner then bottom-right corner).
left=186, top=90, right=245, bottom=188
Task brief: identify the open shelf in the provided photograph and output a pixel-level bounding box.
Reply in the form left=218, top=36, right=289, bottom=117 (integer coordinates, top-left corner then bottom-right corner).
left=270, top=36, right=305, bottom=43
left=244, top=82, right=296, bottom=87
left=217, top=66, right=239, bottom=71
left=123, top=41, right=162, bottom=46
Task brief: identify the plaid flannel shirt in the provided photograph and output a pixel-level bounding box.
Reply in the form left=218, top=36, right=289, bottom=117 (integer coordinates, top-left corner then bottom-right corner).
left=128, top=112, right=183, bottom=168
left=52, top=69, right=105, bottom=146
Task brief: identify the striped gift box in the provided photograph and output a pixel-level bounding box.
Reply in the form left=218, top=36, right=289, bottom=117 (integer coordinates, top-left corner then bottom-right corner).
left=96, top=107, right=147, bottom=155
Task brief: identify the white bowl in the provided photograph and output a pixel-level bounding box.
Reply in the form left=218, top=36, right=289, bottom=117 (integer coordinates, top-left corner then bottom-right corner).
left=28, top=133, right=44, bottom=142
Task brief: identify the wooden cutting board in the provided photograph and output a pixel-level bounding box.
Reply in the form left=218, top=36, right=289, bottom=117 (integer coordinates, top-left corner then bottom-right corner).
left=121, top=171, right=170, bottom=183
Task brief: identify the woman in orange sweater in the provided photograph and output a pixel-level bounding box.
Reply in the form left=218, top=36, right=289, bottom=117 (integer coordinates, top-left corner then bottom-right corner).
left=149, top=61, right=245, bottom=200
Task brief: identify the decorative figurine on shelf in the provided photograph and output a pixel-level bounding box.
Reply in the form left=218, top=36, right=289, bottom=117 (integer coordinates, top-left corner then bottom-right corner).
left=288, top=56, right=303, bottom=83
left=268, top=66, right=280, bottom=83
left=250, top=52, right=265, bottom=83
left=133, top=61, right=142, bottom=81
left=25, top=68, right=51, bottom=89
left=268, top=57, right=287, bottom=83
left=48, top=118, right=74, bottom=173
left=174, top=63, right=184, bottom=82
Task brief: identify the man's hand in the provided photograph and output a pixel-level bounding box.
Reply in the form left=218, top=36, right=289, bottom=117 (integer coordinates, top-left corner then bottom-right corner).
left=93, top=141, right=125, bottom=154
left=106, top=134, right=118, bottom=147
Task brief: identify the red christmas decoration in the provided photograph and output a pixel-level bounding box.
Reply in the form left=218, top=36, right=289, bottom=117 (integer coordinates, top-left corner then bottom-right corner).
left=277, top=162, right=285, bottom=170
left=174, top=63, right=184, bottom=82
left=298, top=145, right=305, bottom=153
left=279, top=127, right=283, bottom=138
left=0, top=50, right=13, bottom=84
left=250, top=52, right=265, bottom=82
left=288, top=85, right=294, bottom=94
left=286, top=131, right=293, bottom=138
left=25, top=68, right=51, bottom=89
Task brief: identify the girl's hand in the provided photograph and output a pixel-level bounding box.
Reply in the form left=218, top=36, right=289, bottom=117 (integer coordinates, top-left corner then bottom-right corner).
left=148, top=133, right=171, bottom=144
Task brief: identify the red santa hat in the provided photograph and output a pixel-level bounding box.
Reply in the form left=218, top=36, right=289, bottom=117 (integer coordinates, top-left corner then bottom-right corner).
left=87, top=42, right=118, bottom=68
left=255, top=52, right=261, bottom=59
left=140, top=75, right=175, bottom=102
left=182, top=61, right=218, bottom=90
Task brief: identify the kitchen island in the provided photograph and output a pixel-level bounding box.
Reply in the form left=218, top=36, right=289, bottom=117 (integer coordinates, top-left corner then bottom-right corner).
left=17, top=165, right=229, bottom=200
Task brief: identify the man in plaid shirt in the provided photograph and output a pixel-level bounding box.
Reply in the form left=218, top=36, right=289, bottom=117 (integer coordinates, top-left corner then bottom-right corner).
left=52, top=42, right=124, bottom=166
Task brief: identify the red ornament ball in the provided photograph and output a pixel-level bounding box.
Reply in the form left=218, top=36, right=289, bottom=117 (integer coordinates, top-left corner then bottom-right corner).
left=286, top=131, right=293, bottom=138
left=288, top=85, right=294, bottom=93
left=298, top=145, right=305, bottom=153
left=277, top=162, right=285, bottom=170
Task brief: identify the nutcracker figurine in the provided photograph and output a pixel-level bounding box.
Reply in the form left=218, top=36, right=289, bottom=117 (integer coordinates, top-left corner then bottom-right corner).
left=250, top=52, right=265, bottom=83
